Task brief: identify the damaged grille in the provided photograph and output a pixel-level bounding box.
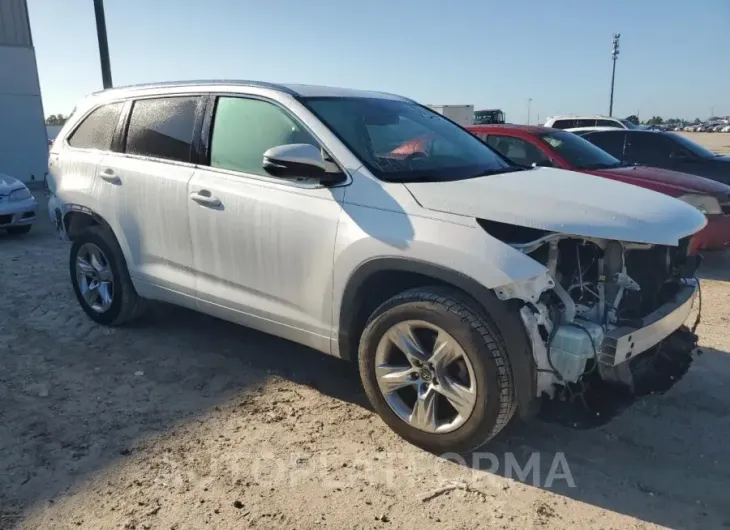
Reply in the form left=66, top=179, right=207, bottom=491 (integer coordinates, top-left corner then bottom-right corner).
left=620, top=236, right=694, bottom=322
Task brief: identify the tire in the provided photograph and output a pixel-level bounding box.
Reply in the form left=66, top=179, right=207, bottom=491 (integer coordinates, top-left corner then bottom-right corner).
left=358, top=286, right=516, bottom=454
left=6, top=224, right=31, bottom=235
left=70, top=225, right=146, bottom=326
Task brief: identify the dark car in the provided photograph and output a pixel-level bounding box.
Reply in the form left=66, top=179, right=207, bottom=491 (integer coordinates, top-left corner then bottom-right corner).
left=577, top=129, right=730, bottom=185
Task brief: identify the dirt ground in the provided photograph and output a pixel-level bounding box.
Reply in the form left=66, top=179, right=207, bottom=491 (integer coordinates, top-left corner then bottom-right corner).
left=677, top=132, right=730, bottom=155
left=2, top=135, right=730, bottom=529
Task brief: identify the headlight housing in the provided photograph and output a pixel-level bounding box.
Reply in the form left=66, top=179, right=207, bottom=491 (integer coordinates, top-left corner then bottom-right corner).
left=9, top=187, right=32, bottom=201
left=679, top=193, right=722, bottom=215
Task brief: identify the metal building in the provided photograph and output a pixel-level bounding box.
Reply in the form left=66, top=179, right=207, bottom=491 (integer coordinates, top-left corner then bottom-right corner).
left=0, top=0, right=48, bottom=183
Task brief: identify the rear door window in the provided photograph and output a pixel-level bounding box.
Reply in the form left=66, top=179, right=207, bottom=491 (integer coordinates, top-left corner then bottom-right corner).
left=124, top=97, right=200, bottom=163
left=67, top=102, right=123, bottom=151
left=582, top=131, right=626, bottom=159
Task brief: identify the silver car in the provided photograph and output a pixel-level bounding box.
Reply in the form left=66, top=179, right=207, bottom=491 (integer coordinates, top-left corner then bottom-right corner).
left=47, top=80, right=706, bottom=453
left=0, top=173, right=37, bottom=234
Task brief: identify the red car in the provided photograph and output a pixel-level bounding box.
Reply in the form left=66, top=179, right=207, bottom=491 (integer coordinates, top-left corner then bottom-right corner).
left=465, top=125, right=730, bottom=252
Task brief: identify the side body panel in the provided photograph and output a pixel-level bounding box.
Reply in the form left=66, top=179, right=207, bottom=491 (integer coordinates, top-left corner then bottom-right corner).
left=329, top=165, right=551, bottom=357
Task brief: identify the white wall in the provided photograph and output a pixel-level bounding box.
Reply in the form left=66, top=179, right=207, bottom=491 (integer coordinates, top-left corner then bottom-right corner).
left=0, top=45, right=48, bottom=183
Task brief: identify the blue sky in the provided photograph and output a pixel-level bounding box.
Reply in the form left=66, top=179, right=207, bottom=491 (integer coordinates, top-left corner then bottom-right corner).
left=28, top=0, right=729, bottom=123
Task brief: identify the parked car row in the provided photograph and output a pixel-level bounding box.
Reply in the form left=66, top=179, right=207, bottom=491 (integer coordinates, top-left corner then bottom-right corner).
left=43, top=81, right=713, bottom=453
left=652, top=123, right=730, bottom=133
left=466, top=124, right=730, bottom=253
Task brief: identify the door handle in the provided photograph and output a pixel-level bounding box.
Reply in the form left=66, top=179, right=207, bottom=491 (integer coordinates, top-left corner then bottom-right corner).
left=190, top=191, right=221, bottom=208
left=99, top=169, right=121, bottom=184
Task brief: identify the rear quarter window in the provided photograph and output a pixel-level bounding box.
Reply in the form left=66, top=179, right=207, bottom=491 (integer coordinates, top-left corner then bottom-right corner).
left=67, top=102, right=124, bottom=151
left=550, top=119, right=575, bottom=130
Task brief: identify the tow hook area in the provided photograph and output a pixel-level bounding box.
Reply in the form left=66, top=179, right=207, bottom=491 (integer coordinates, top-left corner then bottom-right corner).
left=538, top=325, right=698, bottom=429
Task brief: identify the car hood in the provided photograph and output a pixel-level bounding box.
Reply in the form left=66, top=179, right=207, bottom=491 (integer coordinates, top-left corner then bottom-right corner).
left=0, top=173, right=24, bottom=195
left=404, top=167, right=707, bottom=246
left=589, top=165, right=730, bottom=197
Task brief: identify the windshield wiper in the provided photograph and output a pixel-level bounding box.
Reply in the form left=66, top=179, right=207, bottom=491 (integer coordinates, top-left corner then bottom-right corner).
left=471, top=166, right=530, bottom=178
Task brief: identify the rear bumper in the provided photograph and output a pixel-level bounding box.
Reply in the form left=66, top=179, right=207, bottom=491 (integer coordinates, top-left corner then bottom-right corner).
left=691, top=214, right=730, bottom=252
left=0, top=196, right=37, bottom=228
left=599, top=282, right=697, bottom=366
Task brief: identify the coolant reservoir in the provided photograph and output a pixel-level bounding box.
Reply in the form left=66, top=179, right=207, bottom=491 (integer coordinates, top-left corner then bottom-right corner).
left=549, top=320, right=604, bottom=383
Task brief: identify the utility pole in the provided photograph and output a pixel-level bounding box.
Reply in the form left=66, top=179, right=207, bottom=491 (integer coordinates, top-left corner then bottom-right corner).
left=527, top=98, right=532, bottom=125
left=609, top=33, right=620, bottom=116
left=93, top=0, right=113, bottom=89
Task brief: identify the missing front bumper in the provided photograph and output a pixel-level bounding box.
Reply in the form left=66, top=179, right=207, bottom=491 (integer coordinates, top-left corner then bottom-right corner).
left=599, top=282, right=697, bottom=367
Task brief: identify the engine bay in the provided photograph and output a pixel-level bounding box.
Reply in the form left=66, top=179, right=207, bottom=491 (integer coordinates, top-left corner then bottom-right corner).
left=495, top=231, right=702, bottom=427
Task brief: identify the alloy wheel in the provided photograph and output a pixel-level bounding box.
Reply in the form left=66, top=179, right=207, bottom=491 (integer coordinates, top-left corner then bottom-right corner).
left=374, top=320, right=478, bottom=434
left=75, top=242, right=114, bottom=313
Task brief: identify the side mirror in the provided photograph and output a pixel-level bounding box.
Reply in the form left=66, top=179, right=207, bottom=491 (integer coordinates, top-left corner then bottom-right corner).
left=263, top=144, right=326, bottom=179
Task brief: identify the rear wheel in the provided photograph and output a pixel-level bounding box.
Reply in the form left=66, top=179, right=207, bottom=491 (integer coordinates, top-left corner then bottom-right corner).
left=70, top=226, right=146, bottom=326
left=358, top=287, right=516, bottom=453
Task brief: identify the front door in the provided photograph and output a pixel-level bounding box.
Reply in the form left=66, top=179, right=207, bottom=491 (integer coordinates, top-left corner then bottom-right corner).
left=188, top=95, right=345, bottom=352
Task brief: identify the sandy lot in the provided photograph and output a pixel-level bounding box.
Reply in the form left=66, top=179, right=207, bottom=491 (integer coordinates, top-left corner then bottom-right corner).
left=2, top=136, right=730, bottom=529
left=677, top=132, right=730, bottom=155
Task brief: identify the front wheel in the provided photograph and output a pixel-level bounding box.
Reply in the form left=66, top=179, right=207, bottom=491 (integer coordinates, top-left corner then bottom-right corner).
left=358, top=287, right=516, bottom=453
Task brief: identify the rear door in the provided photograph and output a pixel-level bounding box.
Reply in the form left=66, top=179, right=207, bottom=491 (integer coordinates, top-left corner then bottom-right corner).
left=94, top=95, right=204, bottom=296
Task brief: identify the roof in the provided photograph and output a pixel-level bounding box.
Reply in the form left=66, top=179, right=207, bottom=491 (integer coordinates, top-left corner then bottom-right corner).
left=92, top=80, right=411, bottom=102
left=546, top=115, right=623, bottom=121
left=566, top=126, right=624, bottom=133
left=466, top=124, right=555, bottom=134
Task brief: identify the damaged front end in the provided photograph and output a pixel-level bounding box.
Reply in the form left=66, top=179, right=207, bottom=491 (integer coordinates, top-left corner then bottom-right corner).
left=493, top=228, right=702, bottom=427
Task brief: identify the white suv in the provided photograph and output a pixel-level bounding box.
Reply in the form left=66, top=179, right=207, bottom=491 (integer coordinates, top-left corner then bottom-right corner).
left=544, top=115, right=637, bottom=131
left=48, top=81, right=706, bottom=452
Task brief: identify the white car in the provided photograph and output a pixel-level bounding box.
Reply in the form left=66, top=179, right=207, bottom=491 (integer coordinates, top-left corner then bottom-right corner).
left=543, top=115, right=637, bottom=131
left=48, top=80, right=706, bottom=452
left=0, top=173, right=37, bottom=234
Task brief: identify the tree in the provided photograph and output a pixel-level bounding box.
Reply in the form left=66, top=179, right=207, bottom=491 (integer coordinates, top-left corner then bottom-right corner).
left=45, top=114, right=68, bottom=125
left=645, top=116, right=664, bottom=126
left=625, top=115, right=639, bottom=125
left=693, top=118, right=701, bottom=125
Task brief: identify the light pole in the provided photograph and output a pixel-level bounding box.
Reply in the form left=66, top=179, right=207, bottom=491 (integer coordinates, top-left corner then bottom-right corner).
left=93, top=0, right=113, bottom=89
left=527, top=98, right=532, bottom=125
left=609, top=33, right=620, bottom=116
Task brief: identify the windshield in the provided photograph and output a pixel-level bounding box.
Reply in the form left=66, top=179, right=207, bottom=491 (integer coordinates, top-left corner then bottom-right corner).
left=619, top=119, right=638, bottom=129
left=474, top=110, right=505, bottom=124
left=301, top=97, right=514, bottom=182
left=668, top=133, right=718, bottom=159
left=540, top=131, right=622, bottom=170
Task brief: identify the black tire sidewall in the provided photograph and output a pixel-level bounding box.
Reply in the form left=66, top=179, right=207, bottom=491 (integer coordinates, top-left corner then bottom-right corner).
left=69, top=228, right=126, bottom=325
left=359, top=296, right=511, bottom=454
